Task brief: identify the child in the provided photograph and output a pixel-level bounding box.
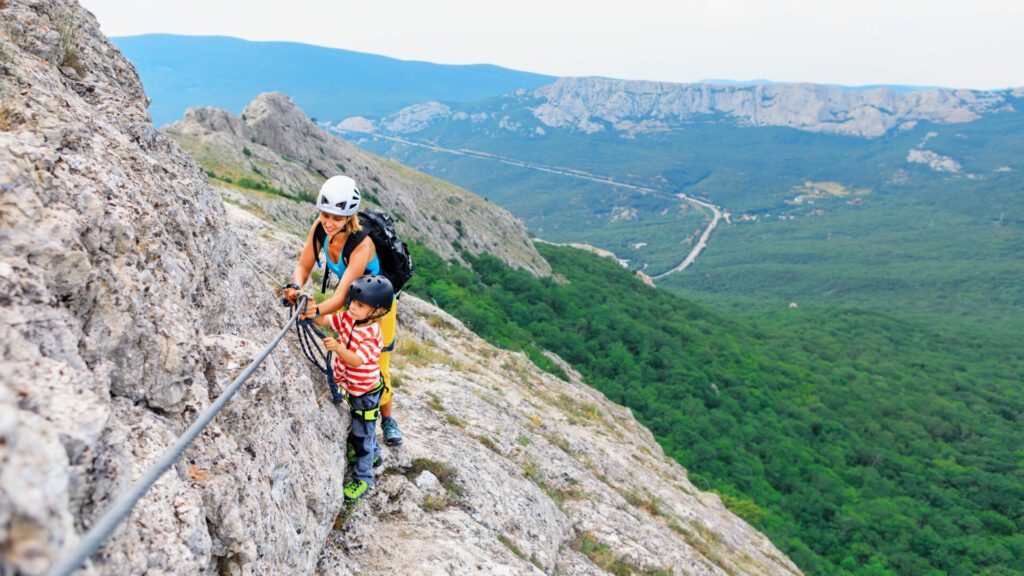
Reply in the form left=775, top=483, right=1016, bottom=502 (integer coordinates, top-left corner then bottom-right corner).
left=313, top=274, right=394, bottom=502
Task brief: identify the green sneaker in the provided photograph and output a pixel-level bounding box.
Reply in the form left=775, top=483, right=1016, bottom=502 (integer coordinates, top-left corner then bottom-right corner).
left=381, top=416, right=404, bottom=446
left=344, top=480, right=370, bottom=502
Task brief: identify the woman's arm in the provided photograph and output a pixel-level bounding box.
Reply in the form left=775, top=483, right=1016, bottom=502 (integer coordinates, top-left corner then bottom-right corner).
left=317, top=236, right=375, bottom=315
left=285, top=223, right=319, bottom=306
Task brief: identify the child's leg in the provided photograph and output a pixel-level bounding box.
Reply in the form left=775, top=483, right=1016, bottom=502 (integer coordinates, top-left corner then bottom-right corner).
left=348, top=391, right=382, bottom=485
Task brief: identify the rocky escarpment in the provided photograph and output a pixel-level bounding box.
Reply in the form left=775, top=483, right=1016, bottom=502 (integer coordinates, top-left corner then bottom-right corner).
left=164, top=94, right=551, bottom=276
left=364, top=77, right=1015, bottom=139
left=224, top=186, right=802, bottom=576
left=531, top=78, right=1012, bottom=137
left=0, top=1, right=349, bottom=573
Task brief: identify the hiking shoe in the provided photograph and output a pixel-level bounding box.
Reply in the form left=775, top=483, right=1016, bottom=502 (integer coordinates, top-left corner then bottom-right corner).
left=381, top=416, right=404, bottom=446
left=344, top=480, right=370, bottom=502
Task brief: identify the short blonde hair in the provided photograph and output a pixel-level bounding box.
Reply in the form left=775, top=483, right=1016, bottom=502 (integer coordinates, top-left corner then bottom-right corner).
left=320, top=212, right=362, bottom=236
left=344, top=214, right=362, bottom=235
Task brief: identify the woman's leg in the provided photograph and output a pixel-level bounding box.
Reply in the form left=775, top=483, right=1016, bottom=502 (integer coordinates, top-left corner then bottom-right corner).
left=378, top=301, right=403, bottom=445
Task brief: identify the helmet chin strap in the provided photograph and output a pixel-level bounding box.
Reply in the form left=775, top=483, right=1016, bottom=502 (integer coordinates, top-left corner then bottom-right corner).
left=345, top=293, right=387, bottom=326
left=353, top=307, right=388, bottom=326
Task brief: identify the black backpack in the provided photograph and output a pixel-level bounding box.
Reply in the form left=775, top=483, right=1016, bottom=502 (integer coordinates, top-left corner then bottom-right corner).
left=312, top=209, right=414, bottom=295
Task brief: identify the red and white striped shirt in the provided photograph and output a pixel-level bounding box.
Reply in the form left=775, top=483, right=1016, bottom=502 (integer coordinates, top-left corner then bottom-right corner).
left=328, top=311, right=383, bottom=396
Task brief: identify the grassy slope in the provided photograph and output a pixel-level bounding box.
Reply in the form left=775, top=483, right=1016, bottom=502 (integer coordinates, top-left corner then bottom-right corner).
left=661, top=184, right=1024, bottom=335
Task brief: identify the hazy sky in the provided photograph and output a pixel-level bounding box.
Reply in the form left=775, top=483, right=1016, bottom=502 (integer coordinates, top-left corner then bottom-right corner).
left=79, top=0, right=1022, bottom=90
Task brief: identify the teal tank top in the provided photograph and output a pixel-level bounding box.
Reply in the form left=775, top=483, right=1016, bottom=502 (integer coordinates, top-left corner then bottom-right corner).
left=323, top=240, right=380, bottom=277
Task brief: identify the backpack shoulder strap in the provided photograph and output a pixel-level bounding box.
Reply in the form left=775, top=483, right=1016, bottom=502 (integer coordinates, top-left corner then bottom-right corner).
left=342, top=228, right=370, bottom=266
left=312, top=222, right=327, bottom=268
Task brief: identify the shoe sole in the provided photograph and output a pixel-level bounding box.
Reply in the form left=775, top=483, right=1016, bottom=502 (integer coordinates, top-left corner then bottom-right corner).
left=384, top=437, right=403, bottom=446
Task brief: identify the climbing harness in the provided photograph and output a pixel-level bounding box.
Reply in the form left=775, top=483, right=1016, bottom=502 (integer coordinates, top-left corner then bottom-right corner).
left=349, top=379, right=385, bottom=421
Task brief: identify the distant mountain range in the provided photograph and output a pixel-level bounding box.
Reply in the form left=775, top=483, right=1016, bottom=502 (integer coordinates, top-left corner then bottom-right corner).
left=331, top=77, right=1023, bottom=335
left=112, top=34, right=555, bottom=127
left=349, top=77, right=1019, bottom=139
left=698, top=79, right=951, bottom=93
left=114, top=35, right=994, bottom=130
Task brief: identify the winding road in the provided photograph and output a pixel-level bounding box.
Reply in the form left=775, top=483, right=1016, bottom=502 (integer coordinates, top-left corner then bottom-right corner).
left=651, top=195, right=723, bottom=279
left=332, top=127, right=726, bottom=279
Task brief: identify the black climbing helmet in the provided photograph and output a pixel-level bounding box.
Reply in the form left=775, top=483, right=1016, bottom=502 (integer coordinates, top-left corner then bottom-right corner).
left=347, top=274, right=394, bottom=312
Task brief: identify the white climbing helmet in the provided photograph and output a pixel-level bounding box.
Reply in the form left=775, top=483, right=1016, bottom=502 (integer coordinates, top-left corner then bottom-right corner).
left=317, top=175, right=361, bottom=216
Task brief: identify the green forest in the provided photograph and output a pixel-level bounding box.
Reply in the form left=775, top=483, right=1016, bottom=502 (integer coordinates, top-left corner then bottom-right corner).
left=408, top=241, right=1024, bottom=576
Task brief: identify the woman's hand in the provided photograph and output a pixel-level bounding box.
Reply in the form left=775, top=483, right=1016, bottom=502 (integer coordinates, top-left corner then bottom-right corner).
left=323, top=336, right=339, bottom=353
left=282, top=286, right=300, bottom=304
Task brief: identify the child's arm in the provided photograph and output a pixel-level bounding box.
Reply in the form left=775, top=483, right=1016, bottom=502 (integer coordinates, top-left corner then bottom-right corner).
left=312, top=310, right=331, bottom=327
left=323, top=337, right=364, bottom=367
left=337, top=347, right=364, bottom=368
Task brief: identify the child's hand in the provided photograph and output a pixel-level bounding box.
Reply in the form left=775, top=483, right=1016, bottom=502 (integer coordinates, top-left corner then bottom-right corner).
left=323, top=337, right=339, bottom=353
left=298, top=299, right=318, bottom=320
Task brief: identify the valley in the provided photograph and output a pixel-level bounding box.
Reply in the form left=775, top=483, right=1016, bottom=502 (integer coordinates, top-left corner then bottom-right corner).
left=339, top=86, right=1024, bottom=334
left=646, top=194, right=722, bottom=279
left=160, top=88, right=1024, bottom=574
left=333, top=125, right=723, bottom=277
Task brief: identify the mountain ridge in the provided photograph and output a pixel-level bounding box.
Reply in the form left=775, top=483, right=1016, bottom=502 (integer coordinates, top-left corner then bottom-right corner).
left=111, top=34, right=556, bottom=127
left=163, top=92, right=553, bottom=276
left=355, top=76, right=1017, bottom=139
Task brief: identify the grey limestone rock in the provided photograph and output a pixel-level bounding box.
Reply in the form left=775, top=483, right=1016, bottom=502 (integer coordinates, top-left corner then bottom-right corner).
left=1, top=1, right=346, bottom=573
left=378, top=76, right=1017, bottom=139
left=378, top=101, right=452, bottom=133
left=308, top=295, right=803, bottom=576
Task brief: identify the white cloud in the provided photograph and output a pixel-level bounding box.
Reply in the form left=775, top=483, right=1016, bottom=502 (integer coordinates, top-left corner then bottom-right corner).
left=80, top=0, right=1023, bottom=89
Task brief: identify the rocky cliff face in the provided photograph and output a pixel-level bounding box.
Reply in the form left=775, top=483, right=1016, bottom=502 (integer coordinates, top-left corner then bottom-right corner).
left=1, top=1, right=349, bottom=573
left=366, top=77, right=1015, bottom=139
left=165, top=94, right=551, bottom=277
left=1, top=1, right=800, bottom=574
left=531, top=77, right=1012, bottom=138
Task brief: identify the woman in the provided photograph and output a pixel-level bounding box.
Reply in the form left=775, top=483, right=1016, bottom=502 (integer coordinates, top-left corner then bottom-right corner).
left=283, top=175, right=403, bottom=446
